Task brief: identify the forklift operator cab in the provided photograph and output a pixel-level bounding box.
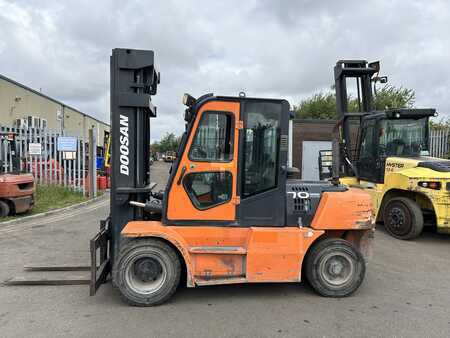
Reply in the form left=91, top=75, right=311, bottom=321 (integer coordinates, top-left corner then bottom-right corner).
left=357, top=114, right=430, bottom=183
left=93, top=49, right=375, bottom=307
left=165, top=97, right=288, bottom=226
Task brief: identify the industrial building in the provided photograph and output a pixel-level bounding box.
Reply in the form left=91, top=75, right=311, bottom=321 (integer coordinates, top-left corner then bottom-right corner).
left=0, top=73, right=109, bottom=147
left=290, top=119, right=335, bottom=180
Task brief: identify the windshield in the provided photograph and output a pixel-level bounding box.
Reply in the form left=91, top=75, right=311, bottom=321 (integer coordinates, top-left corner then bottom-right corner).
left=379, top=117, right=429, bottom=157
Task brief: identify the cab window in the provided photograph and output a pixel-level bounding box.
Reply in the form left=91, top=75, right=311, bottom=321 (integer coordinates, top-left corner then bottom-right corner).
left=379, top=117, right=428, bottom=157
left=359, top=119, right=376, bottom=159
left=242, top=102, right=281, bottom=197
left=189, top=112, right=233, bottom=162
left=183, top=172, right=232, bottom=209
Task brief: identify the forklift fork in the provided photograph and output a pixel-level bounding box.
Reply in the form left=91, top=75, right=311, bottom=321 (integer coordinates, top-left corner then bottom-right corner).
left=89, top=217, right=111, bottom=295
left=4, top=218, right=111, bottom=292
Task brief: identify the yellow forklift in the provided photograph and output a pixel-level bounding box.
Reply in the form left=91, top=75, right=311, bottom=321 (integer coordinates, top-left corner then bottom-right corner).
left=320, top=60, right=450, bottom=240
left=163, top=150, right=176, bottom=162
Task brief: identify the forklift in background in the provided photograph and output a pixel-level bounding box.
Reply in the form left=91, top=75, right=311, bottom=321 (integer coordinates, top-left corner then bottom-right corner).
left=0, top=132, right=35, bottom=217
left=163, top=150, right=176, bottom=162
left=89, top=48, right=375, bottom=306
left=319, top=60, right=450, bottom=239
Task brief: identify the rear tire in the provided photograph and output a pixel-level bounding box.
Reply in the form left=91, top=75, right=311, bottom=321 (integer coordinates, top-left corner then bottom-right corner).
left=383, top=197, right=423, bottom=240
left=305, top=238, right=366, bottom=297
left=113, top=238, right=181, bottom=306
left=0, top=200, right=10, bottom=217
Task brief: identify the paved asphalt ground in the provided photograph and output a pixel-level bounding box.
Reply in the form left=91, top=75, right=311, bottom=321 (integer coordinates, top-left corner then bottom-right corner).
left=0, top=161, right=449, bottom=337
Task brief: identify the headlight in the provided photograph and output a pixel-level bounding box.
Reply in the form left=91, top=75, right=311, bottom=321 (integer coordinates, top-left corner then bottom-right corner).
left=418, top=181, right=441, bottom=190
left=182, top=93, right=196, bottom=107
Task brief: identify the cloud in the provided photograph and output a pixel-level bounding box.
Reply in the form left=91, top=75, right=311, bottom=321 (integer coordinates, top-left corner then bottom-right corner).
left=1, top=0, right=449, bottom=140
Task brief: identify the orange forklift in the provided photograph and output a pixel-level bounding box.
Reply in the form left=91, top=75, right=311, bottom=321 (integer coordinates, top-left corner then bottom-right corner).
left=90, top=49, right=375, bottom=306
left=0, top=132, right=35, bottom=217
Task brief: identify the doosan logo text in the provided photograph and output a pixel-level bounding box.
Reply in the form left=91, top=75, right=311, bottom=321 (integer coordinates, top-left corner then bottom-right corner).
left=119, top=114, right=130, bottom=176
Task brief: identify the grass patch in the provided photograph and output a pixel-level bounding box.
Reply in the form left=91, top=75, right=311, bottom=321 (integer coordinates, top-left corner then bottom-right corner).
left=32, top=185, right=88, bottom=214
left=0, top=184, right=88, bottom=222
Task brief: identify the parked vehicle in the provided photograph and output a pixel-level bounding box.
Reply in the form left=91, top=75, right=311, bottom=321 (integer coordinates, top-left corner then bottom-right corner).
left=89, top=49, right=375, bottom=306
left=164, top=151, right=176, bottom=162
left=0, top=132, right=35, bottom=217
left=319, top=60, right=450, bottom=239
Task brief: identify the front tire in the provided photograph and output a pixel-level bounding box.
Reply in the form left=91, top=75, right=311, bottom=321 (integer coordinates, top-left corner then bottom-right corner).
left=383, top=197, right=423, bottom=240
left=0, top=200, right=10, bottom=217
left=305, top=238, right=366, bottom=297
left=113, top=238, right=181, bottom=306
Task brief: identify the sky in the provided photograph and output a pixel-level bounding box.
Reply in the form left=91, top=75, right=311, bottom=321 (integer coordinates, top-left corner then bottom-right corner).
left=1, top=0, right=450, bottom=142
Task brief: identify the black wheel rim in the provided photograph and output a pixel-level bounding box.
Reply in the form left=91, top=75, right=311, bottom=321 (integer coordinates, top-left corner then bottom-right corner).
left=386, top=202, right=412, bottom=237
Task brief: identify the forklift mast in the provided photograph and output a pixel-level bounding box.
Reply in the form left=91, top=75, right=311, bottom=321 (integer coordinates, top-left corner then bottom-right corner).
left=109, top=49, right=159, bottom=262
left=333, top=60, right=379, bottom=177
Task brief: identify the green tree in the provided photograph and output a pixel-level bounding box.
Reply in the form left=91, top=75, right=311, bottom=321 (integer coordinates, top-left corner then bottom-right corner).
left=372, top=85, right=415, bottom=110
left=295, top=85, right=415, bottom=119
left=429, top=118, right=450, bottom=130
left=294, top=92, right=337, bottom=119
left=151, top=132, right=180, bottom=154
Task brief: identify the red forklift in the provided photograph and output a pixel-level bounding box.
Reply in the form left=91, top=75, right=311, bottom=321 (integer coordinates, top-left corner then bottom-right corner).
left=0, top=132, right=35, bottom=217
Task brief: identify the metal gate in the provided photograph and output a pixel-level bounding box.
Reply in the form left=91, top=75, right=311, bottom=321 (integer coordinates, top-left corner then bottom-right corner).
left=430, top=128, right=449, bottom=159
left=0, top=125, right=93, bottom=194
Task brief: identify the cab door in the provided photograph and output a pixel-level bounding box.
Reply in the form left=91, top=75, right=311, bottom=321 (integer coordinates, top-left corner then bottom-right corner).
left=356, top=119, right=378, bottom=182
left=166, top=100, right=240, bottom=222
left=237, top=100, right=289, bottom=226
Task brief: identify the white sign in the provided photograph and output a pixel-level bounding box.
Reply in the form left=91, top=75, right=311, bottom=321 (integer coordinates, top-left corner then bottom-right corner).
left=29, top=143, right=42, bottom=155
left=62, top=151, right=76, bottom=160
